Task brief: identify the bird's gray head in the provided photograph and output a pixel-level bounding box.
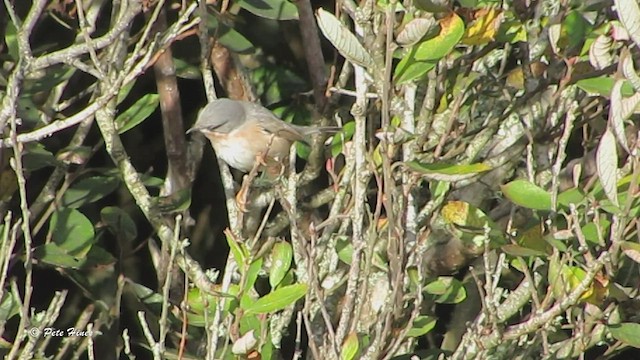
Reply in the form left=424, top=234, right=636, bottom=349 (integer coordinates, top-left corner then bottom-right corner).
left=187, top=98, right=246, bottom=135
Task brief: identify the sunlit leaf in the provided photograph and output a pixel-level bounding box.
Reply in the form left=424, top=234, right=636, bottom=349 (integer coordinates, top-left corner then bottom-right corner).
left=576, top=77, right=635, bottom=97
left=226, top=232, right=249, bottom=270
left=232, top=330, right=258, bottom=355
left=501, top=179, right=552, bottom=210
left=462, top=8, right=501, bottom=45
left=397, top=17, right=439, bottom=46
left=614, top=0, right=640, bottom=48
left=549, top=261, right=594, bottom=302
left=243, top=284, right=308, bottom=315
left=609, top=323, right=640, bottom=348
left=406, top=161, right=491, bottom=181
left=245, top=257, right=263, bottom=290
left=317, top=9, right=375, bottom=69
left=582, top=218, right=610, bottom=244
left=589, top=34, right=613, bottom=70
left=407, top=316, right=437, bottom=337
left=424, top=277, right=466, bottom=304
left=609, top=76, right=638, bottom=154
left=620, top=241, right=640, bottom=263
left=269, top=241, right=293, bottom=288
left=596, top=128, right=619, bottom=208
left=621, top=47, right=640, bottom=91
left=341, top=332, right=360, bottom=360
left=441, top=201, right=494, bottom=231
left=413, top=12, right=465, bottom=61
left=394, top=54, right=436, bottom=84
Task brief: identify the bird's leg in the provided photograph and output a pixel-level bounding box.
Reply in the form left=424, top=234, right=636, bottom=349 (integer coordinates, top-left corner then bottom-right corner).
left=236, top=149, right=267, bottom=213
left=236, top=178, right=250, bottom=213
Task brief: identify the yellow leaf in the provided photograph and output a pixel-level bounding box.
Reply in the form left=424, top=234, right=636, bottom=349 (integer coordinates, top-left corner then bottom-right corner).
left=462, top=8, right=502, bottom=46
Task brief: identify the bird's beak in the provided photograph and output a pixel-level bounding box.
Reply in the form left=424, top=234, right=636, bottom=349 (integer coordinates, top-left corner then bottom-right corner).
left=185, top=126, right=198, bottom=135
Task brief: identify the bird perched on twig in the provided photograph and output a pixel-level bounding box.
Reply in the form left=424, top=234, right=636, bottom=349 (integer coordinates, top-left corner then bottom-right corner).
left=187, top=98, right=340, bottom=173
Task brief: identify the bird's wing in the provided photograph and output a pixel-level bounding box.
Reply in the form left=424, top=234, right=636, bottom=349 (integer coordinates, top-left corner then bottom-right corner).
left=258, top=119, right=306, bottom=142
left=240, top=101, right=306, bottom=142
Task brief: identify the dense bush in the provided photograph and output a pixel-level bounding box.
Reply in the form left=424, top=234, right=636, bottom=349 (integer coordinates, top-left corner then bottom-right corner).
left=1, top=0, right=640, bottom=359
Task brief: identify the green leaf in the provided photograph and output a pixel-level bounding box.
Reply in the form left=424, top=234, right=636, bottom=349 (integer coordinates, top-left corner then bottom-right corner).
left=341, top=332, right=360, bottom=360
left=501, top=244, right=547, bottom=257
left=16, top=96, right=43, bottom=127
left=582, top=219, right=610, bottom=244
left=208, top=17, right=255, bottom=54
left=115, top=94, right=160, bottom=134
left=50, top=209, right=95, bottom=256
left=317, top=9, right=375, bottom=69
left=116, top=79, right=137, bottom=104
left=23, top=143, right=59, bottom=171
left=23, top=66, right=75, bottom=94
left=331, top=122, right=356, bottom=157
left=501, top=179, right=552, bottom=211
left=269, top=241, right=293, bottom=288
left=561, top=11, right=589, bottom=51
left=83, top=245, right=116, bottom=267
left=394, top=54, right=436, bottom=84
left=394, top=12, right=464, bottom=83
left=406, top=161, right=491, bottom=181
left=226, top=233, right=248, bottom=269
left=412, top=13, right=464, bottom=61
left=245, top=257, right=263, bottom=290
left=101, top=207, right=137, bottom=241
left=414, top=0, right=451, bottom=13
left=4, top=22, right=18, bottom=60
left=609, top=323, right=640, bottom=348
left=173, top=58, right=201, bottom=80
left=557, top=188, right=586, bottom=208
left=620, top=241, right=640, bottom=263
left=61, top=176, right=120, bottom=208
left=239, top=313, right=262, bottom=335
left=243, top=283, right=308, bottom=315
left=238, top=0, right=298, bottom=20
left=56, top=145, right=92, bottom=165
left=335, top=237, right=354, bottom=264
left=33, top=243, right=86, bottom=269
left=155, top=188, right=192, bottom=214
left=576, top=77, right=635, bottom=97
left=251, top=66, right=308, bottom=105
left=407, top=316, right=437, bottom=337
left=0, top=292, right=19, bottom=323
left=424, top=277, right=466, bottom=304
left=129, top=282, right=165, bottom=313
